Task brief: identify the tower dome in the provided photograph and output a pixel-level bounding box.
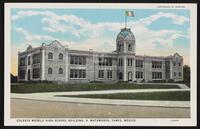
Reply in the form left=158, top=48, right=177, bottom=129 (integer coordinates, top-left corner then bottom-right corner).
left=116, top=28, right=135, bottom=42
left=116, top=28, right=136, bottom=54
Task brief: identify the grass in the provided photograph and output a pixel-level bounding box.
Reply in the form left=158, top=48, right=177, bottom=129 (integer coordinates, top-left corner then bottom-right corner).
left=11, top=82, right=180, bottom=93
left=56, top=91, right=190, bottom=101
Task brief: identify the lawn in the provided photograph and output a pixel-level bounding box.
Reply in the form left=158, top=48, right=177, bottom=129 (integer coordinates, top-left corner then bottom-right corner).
left=56, top=91, right=190, bottom=101
left=11, top=82, right=180, bottom=93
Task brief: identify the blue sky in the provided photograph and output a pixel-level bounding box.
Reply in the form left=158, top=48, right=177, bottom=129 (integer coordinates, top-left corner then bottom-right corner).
left=11, top=8, right=190, bottom=75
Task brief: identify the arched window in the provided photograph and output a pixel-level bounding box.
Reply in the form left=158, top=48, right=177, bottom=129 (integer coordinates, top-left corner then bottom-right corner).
left=118, top=44, right=122, bottom=52
left=48, top=68, right=52, bottom=74
left=128, top=44, right=132, bottom=51
left=48, top=52, right=53, bottom=59
left=58, top=68, right=63, bottom=74
left=59, top=53, right=63, bottom=60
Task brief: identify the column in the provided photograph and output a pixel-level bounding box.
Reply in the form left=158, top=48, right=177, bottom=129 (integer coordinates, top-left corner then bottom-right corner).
left=41, top=48, right=45, bottom=80
left=65, top=49, right=69, bottom=82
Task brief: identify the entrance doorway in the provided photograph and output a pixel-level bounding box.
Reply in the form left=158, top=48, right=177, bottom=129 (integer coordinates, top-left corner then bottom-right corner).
left=128, top=72, right=132, bottom=81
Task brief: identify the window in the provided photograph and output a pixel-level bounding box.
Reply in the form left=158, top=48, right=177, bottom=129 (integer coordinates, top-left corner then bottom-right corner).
left=32, top=53, right=41, bottom=64
left=178, top=62, right=181, bottom=66
left=99, top=70, right=104, bottom=78
left=58, top=68, right=63, bottom=74
left=48, top=52, right=53, bottom=59
left=136, top=71, right=143, bottom=79
left=32, top=68, right=40, bottom=78
left=152, top=61, right=162, bottom=69
left=128, top=58, right=132, bottom=66
left=28, top=56, right=30, bottom=65
left=79, top=56, right=82, bottom=65
left=70, top=56, right=74, bottom=64
left=173, top=62, right=176, bottom=66
left=70, top=69, right=86, bottom=78
left=70, top=55, right=86, bottom=65
left=128, top=44, right=132, bottom=51
left=59, top=53, right=63, bottom=60
left=179, top=72, right=182, bottom=77
left=118, top=44, right=122, bottom=52
left=83, top=57, right=86, bottom=65
left=20, top=57, right=26, bottom=66
left=118, top=58, right=123, bottom=66
left=174, top=72, right=176, bottom=77
left=136, top=60, right=143, bottom=68
left=107, top=70, right=112, bottom=78
left=98, top=57, right=112, bottom=66
left=48, top=68, right=52, bottom=74
left=19, top=70, right=25, bottom=79
left=152, top=72, right=162, bottom=79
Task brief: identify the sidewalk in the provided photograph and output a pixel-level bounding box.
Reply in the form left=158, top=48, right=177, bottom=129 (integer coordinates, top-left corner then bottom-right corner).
left=11, top=88, right=190, bottom=108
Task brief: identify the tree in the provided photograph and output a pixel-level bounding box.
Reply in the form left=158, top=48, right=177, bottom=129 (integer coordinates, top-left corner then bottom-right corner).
left=183, top=65, right=190, bottom=83
left=11, top=74, right=18, bottom=83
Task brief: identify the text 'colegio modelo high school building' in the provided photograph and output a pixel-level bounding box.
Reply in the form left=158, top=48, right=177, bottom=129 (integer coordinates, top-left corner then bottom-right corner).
left=18, top=27, right=183, bottom=83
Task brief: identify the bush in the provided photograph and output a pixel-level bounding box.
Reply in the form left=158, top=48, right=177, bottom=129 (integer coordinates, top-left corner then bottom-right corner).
left=141, top=79, right=145, bottom=83
left=152, top=80, right=166, bottom=83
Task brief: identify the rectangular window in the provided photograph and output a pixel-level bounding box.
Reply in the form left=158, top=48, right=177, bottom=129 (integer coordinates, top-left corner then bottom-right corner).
left=152, top=72, right=162, bottom=79
left=74, top=69, right=78, bottom=78
left=32, top=53, right=41, bottom=64
left=20, top=57, right=26, bottom=66
left=135, top=71, right=143, bottom=79
left=79, top=57, right=82, bottom=65
left=70, top=56, right=86, bottom=65
left=19, top=70, right=25, bottom=79
left=82, top=70, right=86, bottom=78
left=83, top=57, right=86, bottom=65
left=99, top=70, right=104, bottom=78
left=179, top=72, right=182, bottom=77
left=174, top=72, right=176, bottom=77
left=99, top=57, right=112, bottom=66
left=128, top=58, right=132, bottom=66
left=107, top=70, right=112, bottom=78
left=136, top=60, right=143, bottom=68
left=75, top=56, right=78, bottom=65
left=118, top=58, right=123, bottom=66
left=70, top=56, right=74, bottom=64
left=70, top=69, right=86, bottom=78
left=32, top=68, right=40, bottom=78
left=152, top=61, right=162, bottom=69
left=99, top=58, right=102, bottom=66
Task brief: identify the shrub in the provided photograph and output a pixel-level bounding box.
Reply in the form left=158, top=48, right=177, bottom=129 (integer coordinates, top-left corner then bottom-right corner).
left=141, top=79, right=145, bottom=83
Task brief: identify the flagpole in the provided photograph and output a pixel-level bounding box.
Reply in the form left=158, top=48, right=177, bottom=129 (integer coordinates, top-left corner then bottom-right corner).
left=125, top=12, right=127, bottom=28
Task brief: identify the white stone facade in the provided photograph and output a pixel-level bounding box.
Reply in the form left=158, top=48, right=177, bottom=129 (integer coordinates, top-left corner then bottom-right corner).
left=18, top=28, right=183, bottom=83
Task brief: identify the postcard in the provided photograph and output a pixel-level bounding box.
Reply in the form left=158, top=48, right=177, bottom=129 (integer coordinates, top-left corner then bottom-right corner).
left=4, top=3, right=197, bottom=126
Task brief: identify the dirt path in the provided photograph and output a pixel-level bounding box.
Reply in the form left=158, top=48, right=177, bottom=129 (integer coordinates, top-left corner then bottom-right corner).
left=11, top=98, right=190, bottom=118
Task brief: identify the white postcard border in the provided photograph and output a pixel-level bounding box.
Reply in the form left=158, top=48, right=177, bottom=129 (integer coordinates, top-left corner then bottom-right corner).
left=4, top=3, right=197, bottom=126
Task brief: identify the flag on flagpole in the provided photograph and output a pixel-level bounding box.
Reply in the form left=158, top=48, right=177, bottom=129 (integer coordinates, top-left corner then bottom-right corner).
left=125, top=11, right=134, bottom=17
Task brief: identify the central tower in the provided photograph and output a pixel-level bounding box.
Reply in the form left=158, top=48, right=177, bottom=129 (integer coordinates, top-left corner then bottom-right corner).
left=116, top=28, right=136, bottom=82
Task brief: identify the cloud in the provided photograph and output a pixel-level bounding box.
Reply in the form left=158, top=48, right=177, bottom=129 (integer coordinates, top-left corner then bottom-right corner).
left=12, top=10, right=190, bottom=66
left=15, top=27, right=56, bottom=43
left=135, top=12, right=189, bottom=26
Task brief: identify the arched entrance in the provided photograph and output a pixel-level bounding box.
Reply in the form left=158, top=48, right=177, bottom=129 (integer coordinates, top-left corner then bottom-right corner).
left=128, top=72, right=132, bottom=81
